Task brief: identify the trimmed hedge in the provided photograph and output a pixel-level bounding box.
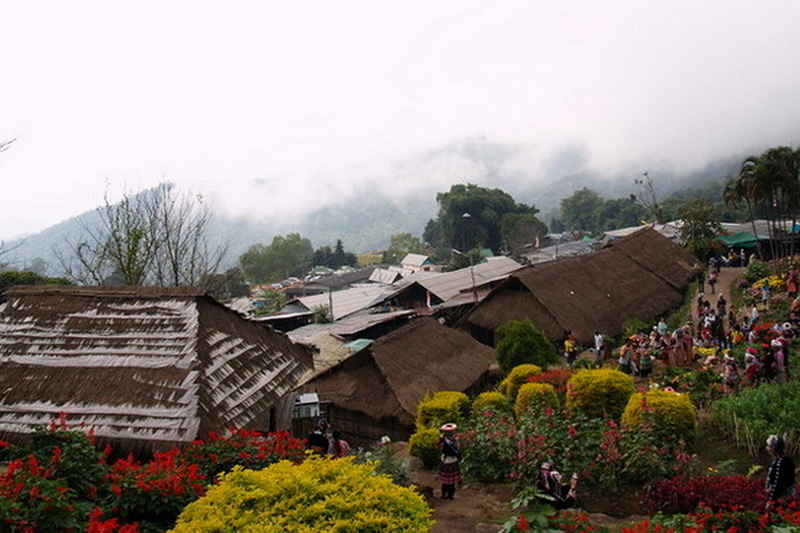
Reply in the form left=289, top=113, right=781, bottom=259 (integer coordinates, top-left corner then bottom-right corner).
left=471, top=391, right=512, bottom=417
left=515, top=383, right=559, bottom=419
left=416, top=391, right=469, bottom=430
left=409, top=428, right=441, bottom=470
left=565, top=368, right=635, bottom=420
left=622, top=388, right=698, bottom=444
left=171, top=457, right=433, bottom=532
left=498, top=364, right=542, bottom=402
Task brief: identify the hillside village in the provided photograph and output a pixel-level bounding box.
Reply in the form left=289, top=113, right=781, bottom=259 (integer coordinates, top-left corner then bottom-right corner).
left=2, top=167, right=800, bottom=530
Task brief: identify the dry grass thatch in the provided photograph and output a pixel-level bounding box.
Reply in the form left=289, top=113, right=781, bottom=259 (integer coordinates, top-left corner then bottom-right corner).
left=463, top=228, right=699, bottom=344
left=303, top=317, right=495, bottom=430
left=0, top=285, right=313, bottom=454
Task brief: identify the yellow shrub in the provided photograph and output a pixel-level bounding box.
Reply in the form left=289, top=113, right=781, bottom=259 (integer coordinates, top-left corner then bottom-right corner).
left=565, top=368, right=635, bottom=420
left=622, top=388, right=698, bottom=444
left=498, top=364, right=542, bottom=401
left=409, top=427, right=441, bottom=470
left=472, top=391, right=512, bottom=416
left=416, top=391, right=469, bottom=430
left=170, top=456, right=433, bottom=532
left=515, top=383, right=559, bottom=418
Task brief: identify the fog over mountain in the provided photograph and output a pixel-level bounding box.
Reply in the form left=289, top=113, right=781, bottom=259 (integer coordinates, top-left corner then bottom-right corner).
left=3, top=2, right=800, bottom=253
left=2, top=141, right=743, bottom=276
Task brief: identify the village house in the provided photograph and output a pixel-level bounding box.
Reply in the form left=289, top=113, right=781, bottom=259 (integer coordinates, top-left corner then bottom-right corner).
left=0, top=285, right=313, bottom=454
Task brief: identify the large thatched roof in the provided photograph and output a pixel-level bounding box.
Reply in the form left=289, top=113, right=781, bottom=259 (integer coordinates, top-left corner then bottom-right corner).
left=0, top=285, right=313, bottom=453
left=302, top=317, right=496, bottom=427
left=461, top=228, right=699, bottom=344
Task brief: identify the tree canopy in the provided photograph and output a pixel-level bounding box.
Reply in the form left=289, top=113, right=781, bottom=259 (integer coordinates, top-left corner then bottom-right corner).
left=423, top=183, right=544, bottom=258
left=239, top=233, right=313, bottom=284
left=61, top=183, right=227, bottom=288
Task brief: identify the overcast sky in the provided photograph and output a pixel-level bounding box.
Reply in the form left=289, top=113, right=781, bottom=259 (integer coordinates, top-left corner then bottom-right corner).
left=2, top=1, right=800, bottom=241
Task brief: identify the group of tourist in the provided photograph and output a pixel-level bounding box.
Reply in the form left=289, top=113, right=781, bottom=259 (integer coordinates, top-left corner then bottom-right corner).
left=306, top=419, right=352, bottom=458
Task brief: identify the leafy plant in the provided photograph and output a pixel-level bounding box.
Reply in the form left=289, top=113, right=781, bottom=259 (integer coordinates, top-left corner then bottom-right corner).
left=472, top=391, right=512, bottom=416
left=499, top=364, right=543, bottom=402
left=565, top=368, right=636, bottom=420
left=408, top=428, right=441, bottom=471
left=515, top=383, right=559, bottom=419
left=416, top=391, right=470, bottom=430
left=496, top=319, right=557, bottom=373
left=622, top=388, right=698, bottom=445
left=171, top=457, right=433, bottom=532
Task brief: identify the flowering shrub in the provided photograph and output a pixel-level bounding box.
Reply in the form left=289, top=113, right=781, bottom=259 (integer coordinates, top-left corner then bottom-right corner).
left=712, top=380, right=800, bottom=455
left=566, top=369, right=635, bottom=420
left=742, top=258, right=770, bottom=283
left=416, top=390, right=470, bottom=430
left=498, top=486, right=596, bottom=532
left=753, top=275, right=786, bottom=292
left=352, top=437, right=412, bottom=487
left=472, top=391, right=512, bottom=416
left=5, top=412, right=107, bottom=501
left=528, top=367, right=573, bottom=403
left=499, top=364, right=542, bottom=401
left=0, top=455, right=91, bottom=531
left=408, top=428, right=441, bottom=470
left=644, top=474, right=766, bottom=514
left=179, top=428, right=305, bottom=481
left=105, top=449, right=206, bottom=531
left=0, top=415, right=309, bottom=532
left=622, top=389, right=698, bottom=444
left=623, top=501, right=800, bottom=532
left=662, top=367, right=723, bottom=407
left=515, top=383, right=559, bottom=419
left=461, top=409, right=517, bottom=482
left=171, top=457, right=433, bottom=532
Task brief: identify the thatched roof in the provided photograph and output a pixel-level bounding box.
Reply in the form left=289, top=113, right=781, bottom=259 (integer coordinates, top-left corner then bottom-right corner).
left=461, top=228, right=699, bottom=344
left=302, top=317, right=496, bottom=427
left=0, top=285, right=313, bottom=453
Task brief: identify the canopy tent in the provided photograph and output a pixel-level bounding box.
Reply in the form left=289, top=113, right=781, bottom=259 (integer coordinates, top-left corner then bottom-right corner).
left=717, top=232, right=760, bottom=248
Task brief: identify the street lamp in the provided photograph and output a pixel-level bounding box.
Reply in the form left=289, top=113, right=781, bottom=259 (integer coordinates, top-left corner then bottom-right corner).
left=452, top=248, right=478, bottom=305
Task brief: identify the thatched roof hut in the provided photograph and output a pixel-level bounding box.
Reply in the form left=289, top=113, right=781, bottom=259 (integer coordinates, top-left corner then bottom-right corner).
left=301, top=317, right=496, bottom=441
left=460, top=228, right=699, bottom=345
left=0, top=285, right=313, bottom=454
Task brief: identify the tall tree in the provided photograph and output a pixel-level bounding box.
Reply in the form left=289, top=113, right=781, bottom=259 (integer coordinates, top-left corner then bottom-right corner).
left=382, top=232, right=425, bottom=265
left=678, top=199, right=722, bottom=260
left=499, top=213, right=548, bottom=257
left=560, top=188, right=603, bottom=233
left=239, top=233, right=313, bottom=284
left=632, top=171, right=664, bottom=223
left=62, top=183, right=227, bottom=287
left=424, top=183, right=541, bottom=256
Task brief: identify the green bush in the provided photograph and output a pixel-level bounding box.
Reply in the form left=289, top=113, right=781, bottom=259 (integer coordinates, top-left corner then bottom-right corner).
left=496, top=319, right=557, bottom=373
left=171, top=456, right=433, bottom=532
left=622, top=388, right=698, bottom=444
left=416, top=391, right=469, bottom=430
left=409, top=428, right=441, bottom=470
left=565, top=368, right=635, bottom=420
left=713, top=380, right=800, bottom=456
left=472, top=391, right=512, bottom=417
left=515, top=383, right=559, bottom=419
left=498, top=364, right=542, bottom=402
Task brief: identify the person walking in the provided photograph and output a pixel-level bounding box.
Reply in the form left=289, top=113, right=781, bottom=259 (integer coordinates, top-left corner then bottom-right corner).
left=437, top=423, right=462, bottom=500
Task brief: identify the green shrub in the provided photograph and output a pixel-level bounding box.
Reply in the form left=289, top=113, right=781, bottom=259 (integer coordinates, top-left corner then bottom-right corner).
left=498, top=364, right=542, bottom=402
left=472, top=391, right=512, bottom=417
left=712, top=380, right=800, bottom=456
left=416, top=391, right=469, bottom=430
left=515, top=383, right=559, bottom=419
left=496, top=319, right=557, bottom=373
left=409, top=428, right=441, bottom=470
left=171, top=456, right=433, bottom=532
left=622, top=388, right=698, bottom=444
left=565, top=368, right=635, bottom=420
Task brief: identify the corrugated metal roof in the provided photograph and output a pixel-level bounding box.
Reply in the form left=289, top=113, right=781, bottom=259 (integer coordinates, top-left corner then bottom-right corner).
left=401, top=253, right=433, bottom=267
left=400, top=256, right=522, bottom=301
left=295, top=285, right=394, bottom=320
